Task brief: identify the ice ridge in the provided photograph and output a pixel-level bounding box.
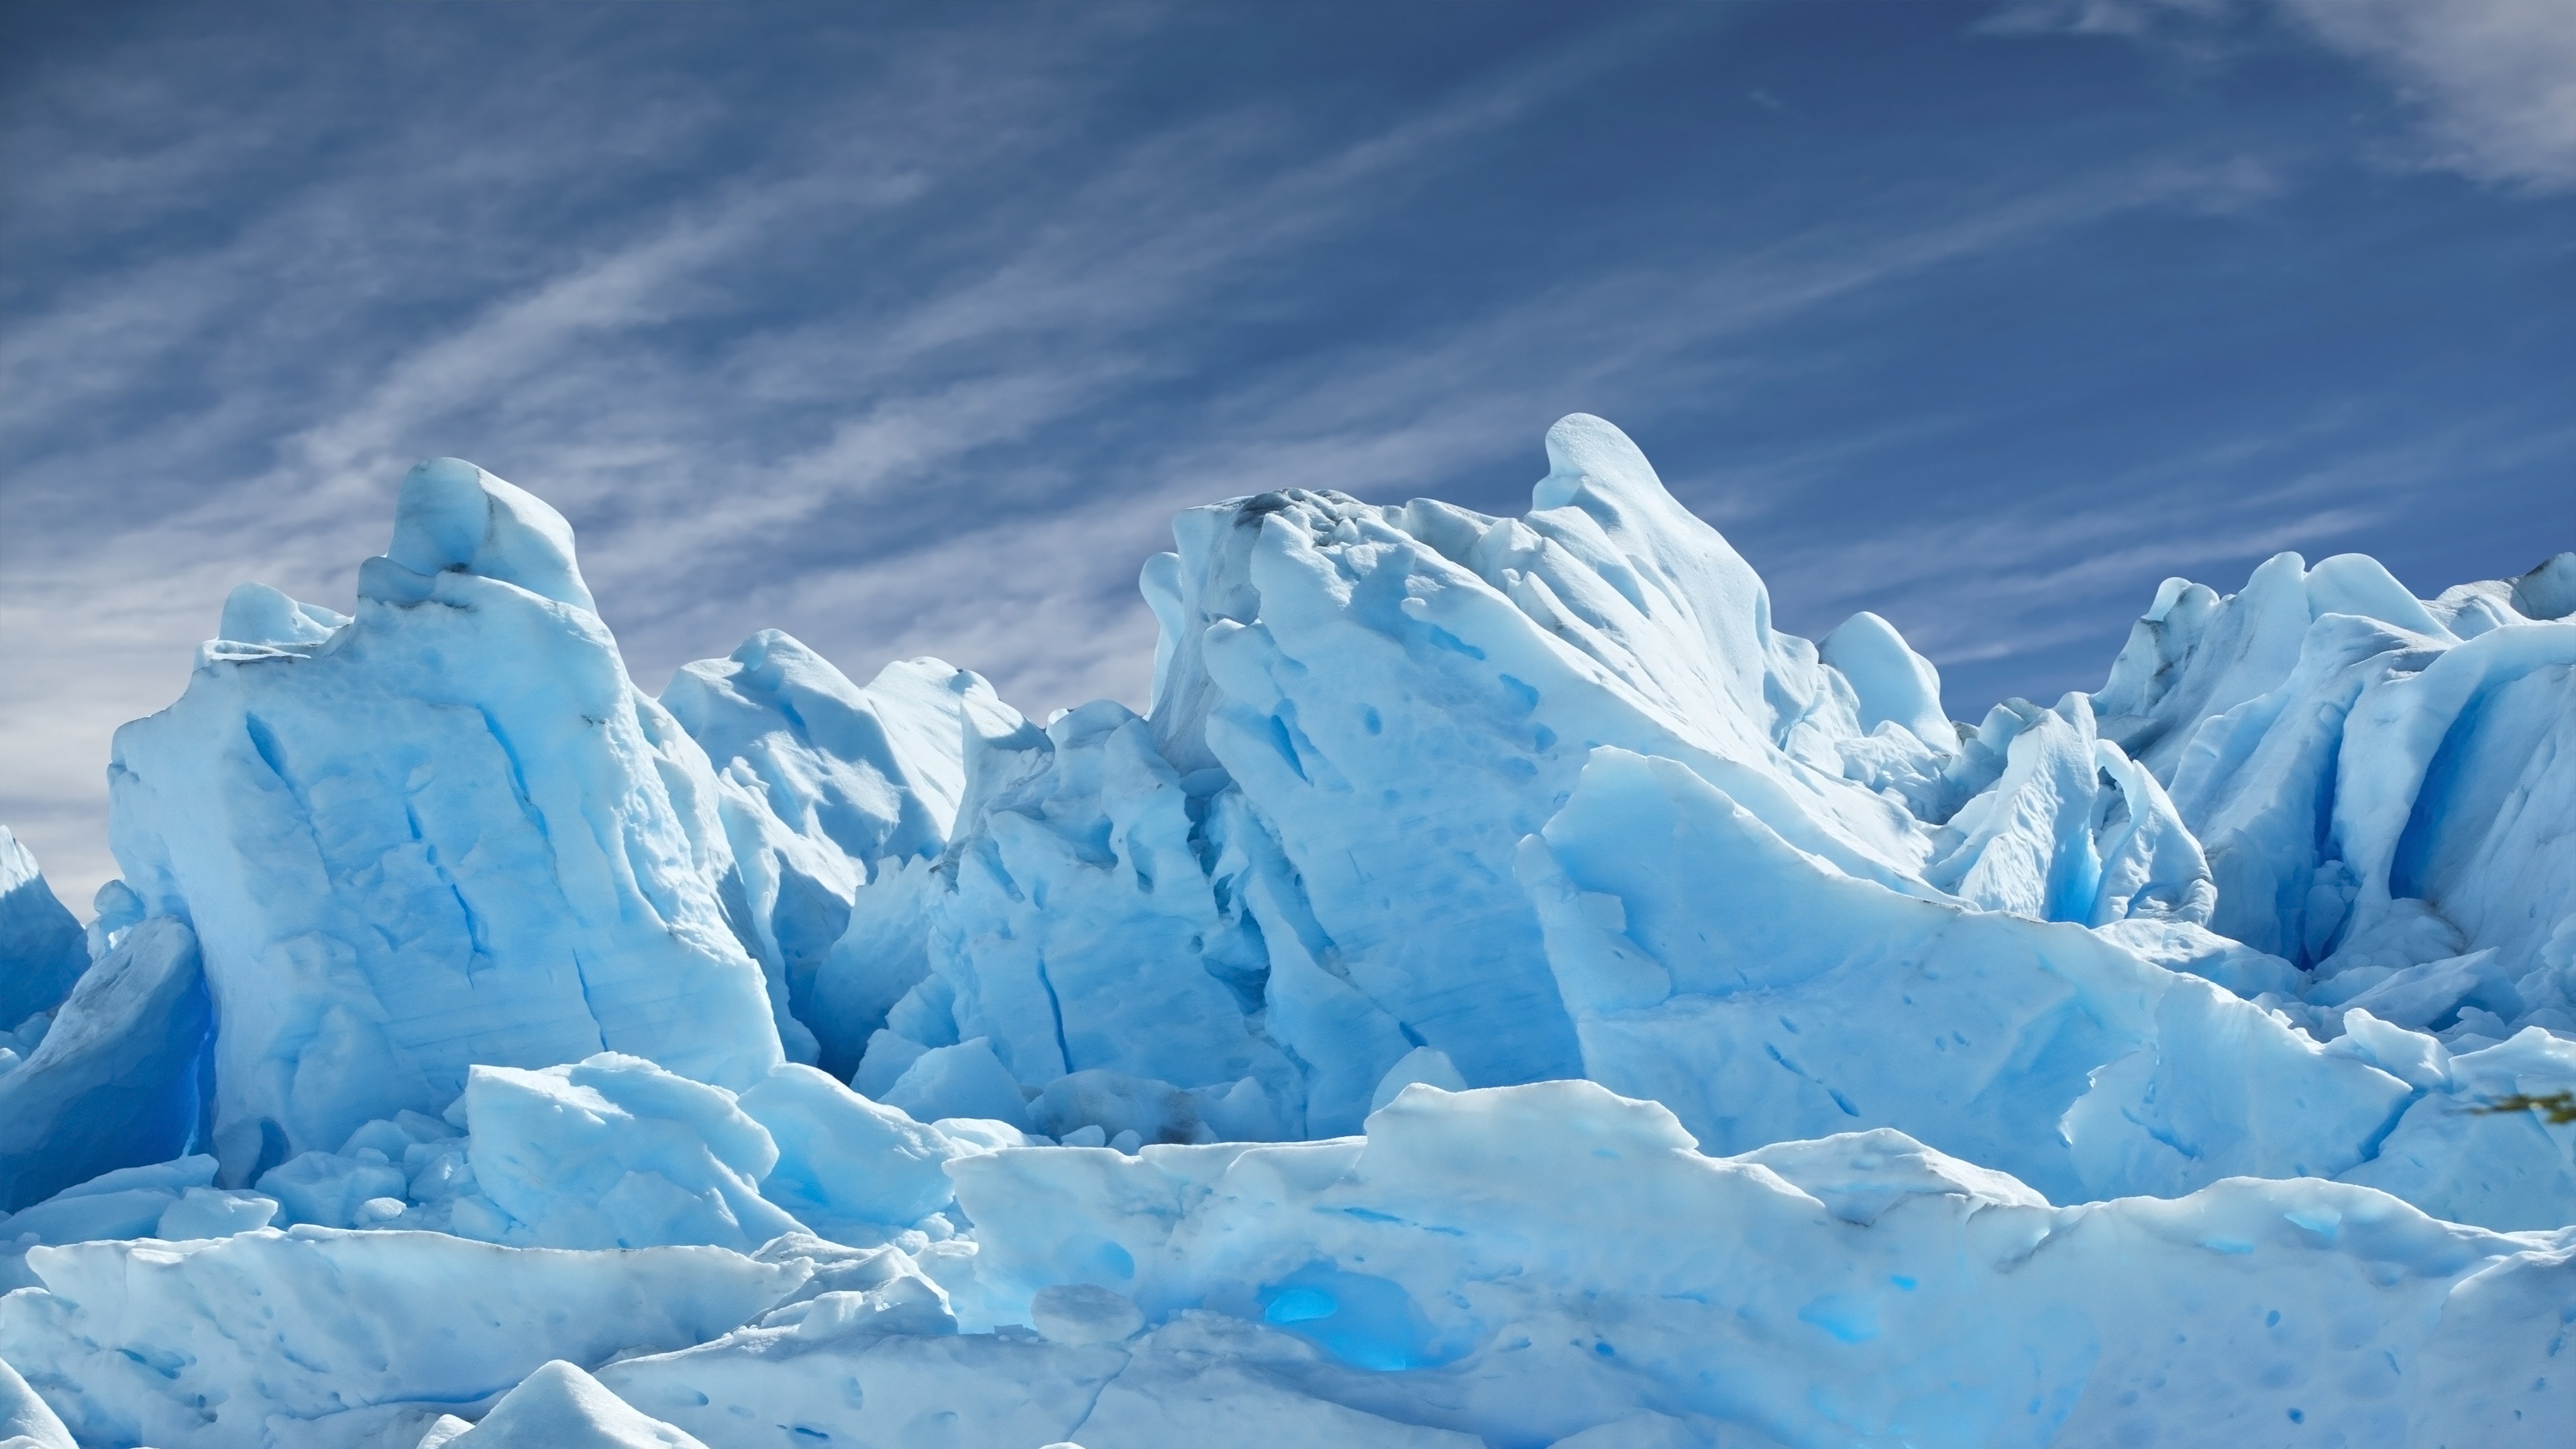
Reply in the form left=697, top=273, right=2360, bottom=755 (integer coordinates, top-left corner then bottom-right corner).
left=0, top=420, right=2569, bottom=1447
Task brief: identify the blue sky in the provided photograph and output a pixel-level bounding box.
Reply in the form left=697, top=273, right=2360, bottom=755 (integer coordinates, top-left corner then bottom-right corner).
left=3, top=0, right=2571, bottom=907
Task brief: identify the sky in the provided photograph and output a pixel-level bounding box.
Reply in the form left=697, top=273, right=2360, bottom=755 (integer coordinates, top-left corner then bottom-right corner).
left=2, top=0, right=2571, bottom=912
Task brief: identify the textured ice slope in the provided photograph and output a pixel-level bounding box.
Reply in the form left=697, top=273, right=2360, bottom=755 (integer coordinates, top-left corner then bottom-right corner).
left=105, top=459, right=784, bottom=1180
left=2, top=1083, right=2566, bottom=1448
left=0, top=417, right=2570, bottom=1447
left=821, top=416, right=2575, bottom=1223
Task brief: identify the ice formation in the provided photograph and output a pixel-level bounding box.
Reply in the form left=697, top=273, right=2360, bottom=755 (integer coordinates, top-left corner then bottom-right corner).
left=0, top=427, right=2569, bottom=1446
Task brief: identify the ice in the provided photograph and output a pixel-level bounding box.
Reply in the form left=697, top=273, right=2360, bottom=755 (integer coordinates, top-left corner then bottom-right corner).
left=1816, top=610, right=1952, bottom=749
left=156, top=1185, right=282, bottom=1239
left=460, top=1054, right=804, bottom=1251
left=0, top=1226, right=806, bottom=1449
left=879, top=1037, right=1035, bottom=1132
left=0, top=828, right=85, bottom=1031
left=259, top=1144, right=413, bottom=1230
left=851, top=700, right=1296, bottom=1114
left=847, top=416, right=1956, bottom=1142
left=0, top=1356, right=74, bottom=1449
left=203, top=1053, right=989, bottom=1256
left=107, top=457, right=782, bottom=1182
left=664, top=631, right=1033, bottom=1070
left=1368, top=1046, right=1467, bottom=1115
left=2512, top=550, right=2576, bottom=620
left=439, top=1360, right=706, bottom=1449
left=1028, top=1282, right=1146, bottom=1345
left=2339, top=1027, right=2576, bottom=1230
left=1519, top=745, right=2458, bottom=1203
left=0, top=917, right=213, bottom=1211
left=0, top=1157, right=220, bottom=1290
left=917, top=1081, right=2570, bottom=1446
left=735, top=1063, right=966, bottom=1237
left=2, top=420, right=2569, bottom=1442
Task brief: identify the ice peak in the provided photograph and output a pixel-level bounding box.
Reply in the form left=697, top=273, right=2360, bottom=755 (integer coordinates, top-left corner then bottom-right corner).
left=360, top=457, right=595, bottom=612
left=1533, top=412, right=1664, bottom=518
left=216, top=583, right=344, bottom=649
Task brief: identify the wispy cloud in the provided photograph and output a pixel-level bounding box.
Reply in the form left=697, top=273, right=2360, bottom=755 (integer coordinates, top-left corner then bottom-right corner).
left=2, top=3, right=2564, bottom=910
left=1988, top=0, right=2576, bottom=191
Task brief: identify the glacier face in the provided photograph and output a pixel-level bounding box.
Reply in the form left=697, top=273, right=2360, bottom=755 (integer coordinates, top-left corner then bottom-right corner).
left=0, top=421, right=2571, bottom=1447
left=105, top=459, right=784, bottom=1183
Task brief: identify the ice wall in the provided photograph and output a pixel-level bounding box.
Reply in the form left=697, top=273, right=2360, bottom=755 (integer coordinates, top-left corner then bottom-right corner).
left=7, top=1082, right=2566, bottom=1448
left=0, top=828, right=85, bottom=1033
left=105, top=459, right=783, bottom=1181
left=816, top=415, right=2573, bottom=1208
left=3, top=418, right=2568, bottom=1448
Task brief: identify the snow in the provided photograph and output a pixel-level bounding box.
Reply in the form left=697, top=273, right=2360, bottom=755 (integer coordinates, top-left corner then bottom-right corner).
left=0, top=418, right=2570, bottom=1445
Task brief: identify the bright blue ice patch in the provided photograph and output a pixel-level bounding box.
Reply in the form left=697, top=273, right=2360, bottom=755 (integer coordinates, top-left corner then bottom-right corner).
left=1258, top=1264, right=1447, bottom=1372
left=1796, top=1293, right=1881, bottom=1344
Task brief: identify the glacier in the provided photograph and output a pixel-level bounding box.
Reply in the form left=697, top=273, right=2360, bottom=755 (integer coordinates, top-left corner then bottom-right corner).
left=0, top=422, right=2569, bottom=1446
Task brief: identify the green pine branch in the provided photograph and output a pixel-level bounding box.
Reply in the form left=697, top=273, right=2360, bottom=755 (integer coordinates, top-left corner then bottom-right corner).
left=2474, top=1091, right=2576, bottom=1125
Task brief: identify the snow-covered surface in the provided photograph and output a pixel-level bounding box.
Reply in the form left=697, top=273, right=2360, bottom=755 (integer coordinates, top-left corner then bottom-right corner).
left=0, top=424, right=2569, bottom=1446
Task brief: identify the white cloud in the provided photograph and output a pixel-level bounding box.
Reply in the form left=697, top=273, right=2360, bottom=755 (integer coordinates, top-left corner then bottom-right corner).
left=1990, top=0, right=2576, bottom=190
left=3, top=2, right=2546, bottom=913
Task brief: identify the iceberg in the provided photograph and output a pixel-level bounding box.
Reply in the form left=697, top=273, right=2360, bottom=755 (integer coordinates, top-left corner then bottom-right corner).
left=104, top=459, right=784, bottom=1183
left=0, top=417, right=2568, bottom=1445
left=0, top=917, right=213, bottom=1211
left=0, top=829, right=85, bottom=1034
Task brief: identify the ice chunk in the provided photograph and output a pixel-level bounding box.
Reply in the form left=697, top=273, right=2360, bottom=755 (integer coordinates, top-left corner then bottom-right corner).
left=2324, top=1009, right=2452, bottom=1091
left=1817, top=610, right=1952, bottom=749
left=0, top=1226, right=804, bottom=1449
left=1081, top=415, right=1941, bottom=1133
left=109, top=460, right=782, bottom=1179
left=1028, top=1283, right=1145, bottom=1345
left=1367, top=1047, right=1467, bottom=1115
left=1521, top=747, right=2426, bottom=1207
left=2092, top=917, right=2300, bottom=998
left=665, top=631, right=1036, bottom=1071
left=2326, top=621, right=2576, bottom=985
left=373, top=457, right=594, bottom=612
left=2511, top=551, right=2576, bottom=620
left=2329, top=949, right=2520, bottom=1034
left=0, top=828, right=85, bottom=1030
left=216, top=582, right=345, bottom=651
left=2093, top=550, right=2463, bottom=780
left=1030, top=1070, right=1210, bottom=1146
left=0, top=917, right=213, bottom=1210
left=666, top=635, right=1024, bottom=871
left=2340, top=1028, right=2576, bottom=1230
left=2086, top=737, right=2214, bottom=924
left=1925, top=693, right=2105, bottom=920
left=943, top=1079, right=2571, bottom=1449
left=258, top=1149, right=409, bottom=1230
left=462, top=1053, right=804, bottom=1251
left=443, top=1360, right=706, bottom=1449
left=0, top=1156, right=217, bottom=1261
left=869, top=702, right=1297, bottom=1110
left=735, top=1063, right=965, bottom=1233
left=0, top=1356, right=73, bottom=1449
left=156, top=1185, right=280, bottom=1240
left=83, top=879, right=141, bottom=965
left=1734, top=1127, right=2049, bottom=1224
left=881, top=1038, right=1032, bottom=1132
